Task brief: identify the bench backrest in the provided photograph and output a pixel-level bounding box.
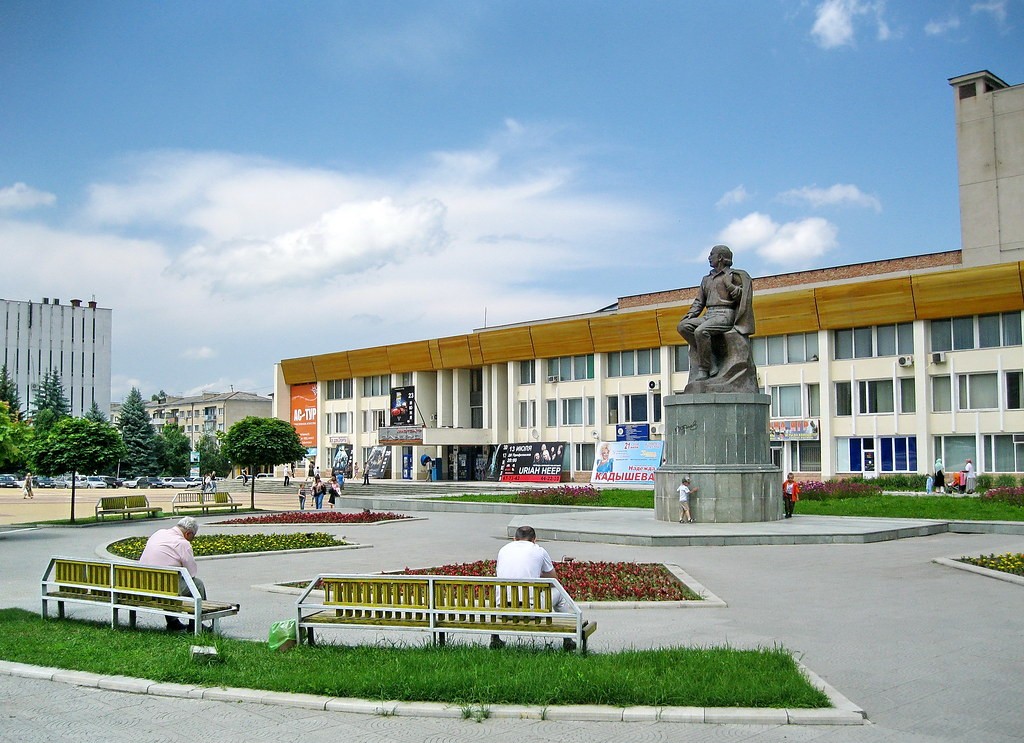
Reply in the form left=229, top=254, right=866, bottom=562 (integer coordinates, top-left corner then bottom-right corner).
left=53, top=558, right=112, bottom=589
left=124, top=495, right=150, bottom=509
left=322, top=576, right=431, bottom=609
left=113, top=564, right=181, bottom=596
left=98, top=495, right=127, bottom=511
left=213, top=492, right=232, bottom=504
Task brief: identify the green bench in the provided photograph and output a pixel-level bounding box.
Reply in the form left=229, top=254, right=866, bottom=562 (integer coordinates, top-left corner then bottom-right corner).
left=95, top=494, right=161, bottom=521
left=296, top=574, right=597, bottom=653
left=41, top=556, right=240, bottom=635
left=171, top=491, right=240, bottom=514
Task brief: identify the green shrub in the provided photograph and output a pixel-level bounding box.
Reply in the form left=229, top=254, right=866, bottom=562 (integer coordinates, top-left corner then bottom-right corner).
left=858, top=474, right=928, bottom=492
left=995, top=474, right=1018, bottom=489
left=974, top=474, right=994, bottom=493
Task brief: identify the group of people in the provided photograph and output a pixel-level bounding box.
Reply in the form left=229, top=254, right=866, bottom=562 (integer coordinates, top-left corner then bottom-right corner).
left=676, top=473, right=801, bottom=522
left=931, top=457, right=977, bottom=494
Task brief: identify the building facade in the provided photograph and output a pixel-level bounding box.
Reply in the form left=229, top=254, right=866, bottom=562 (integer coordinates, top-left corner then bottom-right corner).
left=110, top=391, right=272, bottom=449
left=0, top=297, right=112, bottom=418
left=274, top=70, right=1024, bottom=483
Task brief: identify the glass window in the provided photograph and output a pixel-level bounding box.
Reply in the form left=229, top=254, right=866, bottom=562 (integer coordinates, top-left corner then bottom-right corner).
left=960, top=373, right=997, bottom=409
left=673, top=346, right=690, bottom=372
left=771, top=385, right=802, bottom=418
left=807, top=384, right=820, bottom=417
left=932, top=376, right=952, bottom=412
left=835, top=329, right=853, bottom=360
left=575, top=443, right=595, bottom=471
left=752, top=337, right=767, bottom=366
left=900, top=378, right=916, bottom=414
left=587, top=397, right=596, bottom=426
left=518, top=360, right=535, bottom=385
left=1004, top=311, right=1022, bottom=346
left=607, top=353, right=621, bottom=377
left=979, top=314, right=1001, bottom=348
left=786, top=334, right=806, bottom=363
left=518, top=401, right=536, bottom=427
left=836, top=382, right=852, bottom=417
left=796, top=441, right=821, bottom=472
left=876, top=325, right=896, bottom=356
left=936, top=435, right=976, bottom=470
left=606, top=395, right=618, bottom=425
left=952, top=317, right=974, bottom=350
left=625, top=394, right=648, bottom=423
left=1007, top=371, right=1024, bottom=410
left=931, top=319, right=952, bottom=353
left=546, top=400, right=557, bottom=427
left=767, top=336, right=785, bottom=365
left=897, top=323, right=914, bottom=354
left=637, top=349, right=652, bottom=375
left=859, top=380, right=894, bottom=414
left=853, top=327, right=873, bottom=358
left=806, top=332, right=819, bottom=361
left=620, top=352, right=635, bottom=377
left=564, top=398, right=583, bottom=425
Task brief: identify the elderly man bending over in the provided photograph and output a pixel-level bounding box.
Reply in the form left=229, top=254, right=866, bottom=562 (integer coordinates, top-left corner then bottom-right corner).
left=490, top=525, right=578, bottom=651
left=140, top=515, right=206, bottom=631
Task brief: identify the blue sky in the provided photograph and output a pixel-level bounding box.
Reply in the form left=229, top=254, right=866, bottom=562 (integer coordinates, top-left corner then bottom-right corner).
left=1, top=1, right=1021, bottom=402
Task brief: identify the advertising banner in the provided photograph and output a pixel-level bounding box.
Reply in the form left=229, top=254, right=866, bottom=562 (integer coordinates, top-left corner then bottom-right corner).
left=769, top=419, right=820, bottom=441
left=365, top=445, right=392, bottom=479
left=615, top=423, right=650, bottom=441
left=378, top=425, right=424, bottom=445
left=591, top=440, right=665, bottom=484
left=390, top=385, right=415, bottom=426
left=493, top=442, right=566, bottom=483
left=290, top=383, right=318, bottom=448
left=331, top=444, right=353, bottom=479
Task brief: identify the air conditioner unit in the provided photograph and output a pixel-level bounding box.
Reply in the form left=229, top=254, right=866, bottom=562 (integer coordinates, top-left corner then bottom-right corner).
left=897, top=355, right=914, bottom=368
left=648, top=380, right=661, bottom=391
left=650, top=425, right=660, bottom=435
left=546, top=375, right=561, bottom=383
left=930, top=352, right=947, bottom=364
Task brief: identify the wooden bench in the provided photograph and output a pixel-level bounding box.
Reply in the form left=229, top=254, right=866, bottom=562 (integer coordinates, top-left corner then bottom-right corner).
left=95, top=494, right=161, bottom=521
left=41, top=556, right=240, bottom=635
left=296, top=574, right=597, bottom=653
left=171, top=491, right=240, bottom=514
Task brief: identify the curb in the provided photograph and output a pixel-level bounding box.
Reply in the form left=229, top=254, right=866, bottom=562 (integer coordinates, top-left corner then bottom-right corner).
left=0, top=658, right=866, bottom=725
left=932, top=556, right=1024, bottom=586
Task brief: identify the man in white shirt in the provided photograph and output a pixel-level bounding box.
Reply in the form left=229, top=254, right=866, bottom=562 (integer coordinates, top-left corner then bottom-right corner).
left=140, top=516, right=206, bottom=631
left=491, top=525, right=576, bottom=651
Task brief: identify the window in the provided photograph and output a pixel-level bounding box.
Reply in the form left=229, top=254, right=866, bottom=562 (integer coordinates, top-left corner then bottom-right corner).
left=607, top=349, right=660, bottom=377
left=673, top=346, right=690, bottom=372
left=835, top=382, right=852, bottom=416
left=325, top=379, right=353, bottom=400
left=546, top=354, right=594, bottom=381
left=984, top=434, right=1024, bottom=472
left=575, top=443, right=596, bottom=472
left=606, top=395, right=618, bottom=425
left=958, top=373, right=997, bottom=410
left=518, top=400, right=536, bottom=428
left=753, top=332, right=818, bottom=366
left=548, top=397, right=596, bottom=426
left=807, top=384, right=820, bottom=417
left=931, top=312, right=1022, bottom=352
left=518, top=360, right=536, bottom=385
left=899, top=378, right=916, bottom=414
left=858, top=380, right=894, bottom=414
left=932, top=376, right=952, bottom=412
left=332, top=412, right=352, bottom=433
left=834, top=324, right=912, bottom=359
left=1007, top=371, right=1024, bottom=410
left=878, top=436, right=918, bottom=472
left=795, top=441, right=821, bottom=472
left=935, top=436, right=976, bottom=472
left=363, top=409, right=387, bottom=430
left=362, top=375, right=390, bottom=396
left=770, top=385, right=802, bottom=418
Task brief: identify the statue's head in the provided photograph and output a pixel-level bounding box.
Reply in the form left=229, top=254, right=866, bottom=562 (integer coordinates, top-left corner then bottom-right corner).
left=709, top=244, right=733, bottom=268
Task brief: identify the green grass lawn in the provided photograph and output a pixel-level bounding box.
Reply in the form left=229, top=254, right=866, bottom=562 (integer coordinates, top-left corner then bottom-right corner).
left=796, top=495, right=1024, bottom=521
left=0, top=609, right=829, bottom=709
left=437, top=488, right=653, bottom=508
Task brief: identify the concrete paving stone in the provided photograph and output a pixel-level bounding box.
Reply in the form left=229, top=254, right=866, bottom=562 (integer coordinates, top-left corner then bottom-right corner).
left=486, top=703, right=547, bottom=720
left=324, top=696, right=399, bottom=715
left=200, top=685, right=266, bottom=703
left=703, top=707, right=790, bottom=725
left=787, top=708, right=868, bottom=725
left=389, top=700, right=465, bottom=718
left=257, top=690, right=330, bottom=709
left=620, top=705, right=661, bottom=722
left=540, top=704, right=626, bottom=722
left=97, top=674, right=153, bottom=692
left=655, top=707, right=705, bottom=723
left=145, top=681, right=202, bottom=698
left=49, top=669, right=102, bottom=687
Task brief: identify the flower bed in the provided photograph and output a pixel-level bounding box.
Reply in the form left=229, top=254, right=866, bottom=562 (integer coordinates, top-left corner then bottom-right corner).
left=979, top=488, right=1024, bottom=507
left=399, top=560, right=700, bottom=601
left=958, top=552, right=1024, bottom=576
left=108, top=532, right=348, bottom=560
left=516, top=485, right=600, bottom=506
left=217, top=510, right=411, bottom=525
left=799, top=479, right=883, bottom=500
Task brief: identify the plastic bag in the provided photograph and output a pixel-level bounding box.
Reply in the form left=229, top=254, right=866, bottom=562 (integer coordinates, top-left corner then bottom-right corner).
left=268, top=619, right=297, bottom=652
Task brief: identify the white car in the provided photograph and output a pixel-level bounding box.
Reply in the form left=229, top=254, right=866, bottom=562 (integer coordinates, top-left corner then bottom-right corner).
left=85, top=476, right=108, bottom=488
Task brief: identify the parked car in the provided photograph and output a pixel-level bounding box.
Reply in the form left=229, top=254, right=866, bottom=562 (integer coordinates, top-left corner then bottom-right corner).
left=124, top=476, right=164, bottom=489
left=85, top=476, right=108, bottom=489
left=34, top=476, right=56, bottom=488
left=164, top=477, right=195, bottom=490
left=0, top=474, right=18, bottom=488
left=98, top=476, right=122, bottom=488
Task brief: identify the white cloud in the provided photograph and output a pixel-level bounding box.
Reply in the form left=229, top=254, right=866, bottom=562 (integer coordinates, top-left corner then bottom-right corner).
left=182, top=347, right=217, bottom=360
left=717, top=212, right=838, bottom=267
left=0, top=182, right=56, bottom=211
left=972, top=1, right=1008, bottom=25
left=779, top=183, right=882, bottom=211
left=924, top=16, right=960, bottom=35
left=811, top=0, right=891, bottom=49
left=716, top=185, right=750, bottom=208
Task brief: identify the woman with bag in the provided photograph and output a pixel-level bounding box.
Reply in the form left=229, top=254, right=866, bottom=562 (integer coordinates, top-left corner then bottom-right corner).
left=312, top=475, right=326, bottom=509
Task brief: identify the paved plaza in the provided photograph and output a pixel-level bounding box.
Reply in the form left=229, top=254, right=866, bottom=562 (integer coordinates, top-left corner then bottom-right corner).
left=1, top=485, right=1023, bottom=742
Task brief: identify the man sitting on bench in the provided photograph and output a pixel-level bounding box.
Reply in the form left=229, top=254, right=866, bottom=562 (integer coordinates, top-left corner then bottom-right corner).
left=140, top=516, right=206, bottom=632
left=490, top=525, right=578, bottom=651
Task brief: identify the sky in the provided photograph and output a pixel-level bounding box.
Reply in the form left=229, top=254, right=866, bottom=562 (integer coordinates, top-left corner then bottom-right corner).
left=1, top=1, right=1022, bottom=403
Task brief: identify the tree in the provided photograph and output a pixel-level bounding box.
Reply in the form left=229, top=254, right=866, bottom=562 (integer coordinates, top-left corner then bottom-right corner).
left=0, top=364, right=21, bottom=420
left=0, top=401, right=31, bottom=472
left=158, top=423, right=191, bottom=476
left=84, top=401, right=108, bottom=423
left=197, top=432, right=230, bottom=479
left=222, top=416, right=306, bottom=509
left=33, top=417, right=125, bottom=523
left=118, top=387, right=159, bottom=477
left=31, top=368, right=70, bottom=435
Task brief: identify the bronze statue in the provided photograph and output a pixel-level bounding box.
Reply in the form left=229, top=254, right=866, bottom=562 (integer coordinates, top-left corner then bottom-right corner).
left=677, top=245, right=758, bottom=393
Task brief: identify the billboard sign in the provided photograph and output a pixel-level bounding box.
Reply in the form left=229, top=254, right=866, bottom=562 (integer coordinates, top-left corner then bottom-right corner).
left=365, top=445, right=392, bottom=479
left=769, top=419, right=820, bottom=441
left=494, top=442, right=566, bottom=483
left=591, top=440, right=665, bottom=484
left=616, top=423, right=650, bottom=441
left=390, top=385, right=415, bottom=426
left=290, top=382, right=318, bottom=448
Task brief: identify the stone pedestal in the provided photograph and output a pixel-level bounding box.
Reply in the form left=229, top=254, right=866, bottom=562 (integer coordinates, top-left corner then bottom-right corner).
left=655, top=393, right=782, bottom=523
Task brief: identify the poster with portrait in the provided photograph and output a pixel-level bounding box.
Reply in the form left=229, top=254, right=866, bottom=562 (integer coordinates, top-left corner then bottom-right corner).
left=289, top=382, right=317, bottom=448
left=365, top=445, right=392, bottom=479
left=390, top=385, right=415, bottom=426
left=331, top=444, right=353, bottom=478
left=590, top=440, right=665, bottom=484
left=493, top=442, right=566, bottom=483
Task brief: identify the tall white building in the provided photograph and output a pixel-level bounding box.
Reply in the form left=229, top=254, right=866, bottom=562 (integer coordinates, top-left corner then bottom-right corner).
left=0, top=297, right=112, bottom=418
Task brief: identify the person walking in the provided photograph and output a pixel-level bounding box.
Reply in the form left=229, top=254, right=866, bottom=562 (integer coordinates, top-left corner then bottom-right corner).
left=362, top=462, right=370, bottom=486
left=22, top=472, right=34, bottom=499
left=934, top=457, right=945, bottom=494
left=283, top=464, right=291, bottom=487
left=782, top=472, right=800, bottom=518
left=312, top=475, right=326, bottom=509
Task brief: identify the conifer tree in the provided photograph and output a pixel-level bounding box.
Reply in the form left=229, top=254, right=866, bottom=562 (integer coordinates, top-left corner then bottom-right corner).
left=31, top=368, right=70, bottom=435
left=0, top=364, right=21, bottom=420
left=118, top=387, right=159, bottom=477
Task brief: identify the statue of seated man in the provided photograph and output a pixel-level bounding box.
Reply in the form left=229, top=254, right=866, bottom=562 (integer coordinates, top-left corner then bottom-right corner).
left=677, top=245, right=758, bottom=393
